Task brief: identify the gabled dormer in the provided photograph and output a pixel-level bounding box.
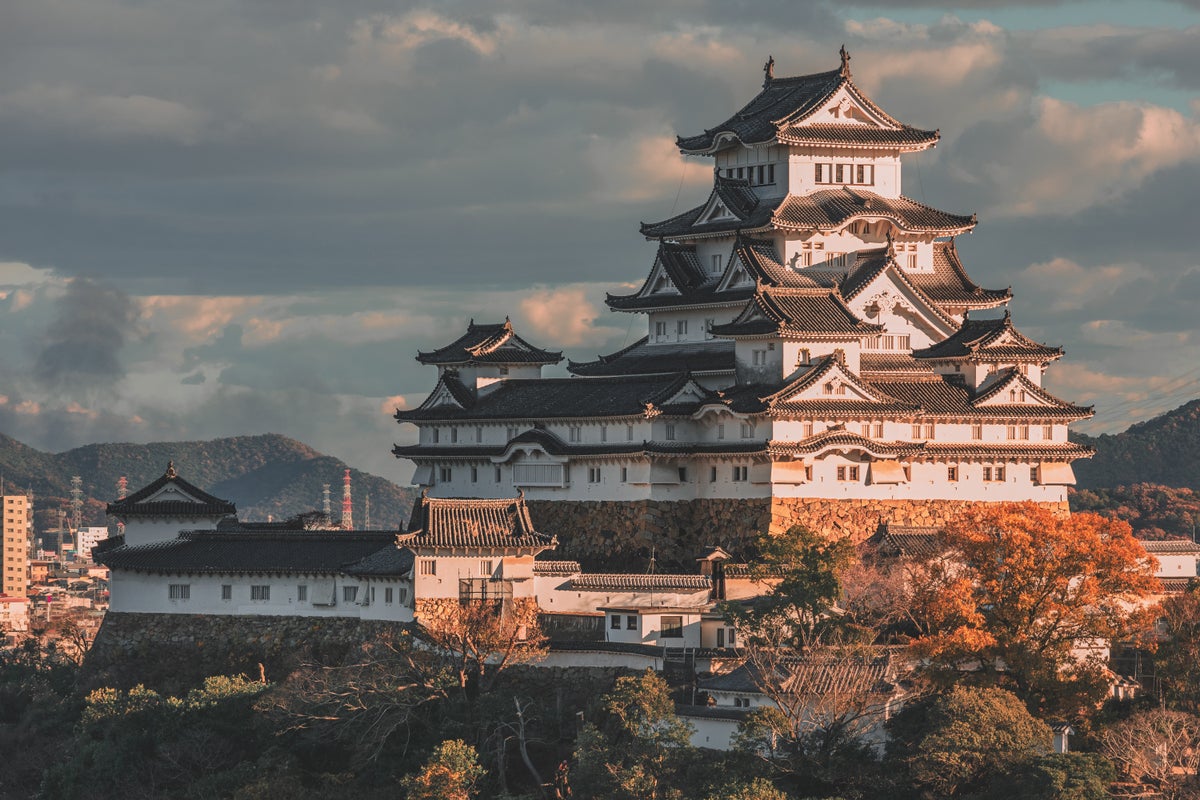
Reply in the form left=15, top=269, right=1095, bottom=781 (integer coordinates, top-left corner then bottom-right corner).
left=416, top=319, right=562, bottom=393
left=106, top=462, right=237, bottom=547
left=913, top=311, right=1063, bottom=388
left=972, top=369, right=1092, bottom=421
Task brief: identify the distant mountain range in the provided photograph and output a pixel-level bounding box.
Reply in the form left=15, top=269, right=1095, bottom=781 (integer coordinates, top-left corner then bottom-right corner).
left=1073, top=399, right=1200, bottom=491
left=0, top=432, right=420, bottom=533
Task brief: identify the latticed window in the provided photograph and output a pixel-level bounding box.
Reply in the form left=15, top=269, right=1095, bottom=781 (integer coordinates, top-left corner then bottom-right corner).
left=459, top=578, right=514, bottom=604
left=168, top=584, right=190, bottom=600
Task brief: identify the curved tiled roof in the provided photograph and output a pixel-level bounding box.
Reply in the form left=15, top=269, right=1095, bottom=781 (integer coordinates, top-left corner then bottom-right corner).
left=396, top=374, right=689, bottom=422
left=400, top=494, right=555, bottom=550
left=107, top=463, right=236, bottom=519
left=570, top=573, right=711, bottom=591
left=676, top=58, right=936, bottom=155
left=914, top=313, right=1063, bottom=362
left=417, top=319, right=562, bottom=366
left=906, top=240, right=1010, bottom=309
left=1139, top=539, right=1200, bottom=554
left=568, top=338, right=737, bottom=377
left=777, top=123, right=939, bottom=149
left=710, top=288, right=879, bottom=339
left=533, top=560, right=581, bottom=576
left=769, top=430, right=923, bottom=459
left=641, top=188, right=974, bottom=240
left=700, top=652, right=900, bottom=696
left=97, top=530, right=398, bottom=574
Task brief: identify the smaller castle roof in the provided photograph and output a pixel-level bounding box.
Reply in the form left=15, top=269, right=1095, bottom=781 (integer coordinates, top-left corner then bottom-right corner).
left=399, top=493, right=556, bottom=551
left=417, top=319, right=562, bottom=367
left=709, top=287, right=880, bottom=339
left=568, top=338, right=737, bottom=378
left=106, top=462, right=237, bottom=520
left=913, top=313, right=1063, bottom=362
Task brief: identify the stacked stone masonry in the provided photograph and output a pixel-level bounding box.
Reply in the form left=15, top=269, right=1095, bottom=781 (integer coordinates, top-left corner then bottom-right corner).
left=529, top=498, right=1069, bottom=569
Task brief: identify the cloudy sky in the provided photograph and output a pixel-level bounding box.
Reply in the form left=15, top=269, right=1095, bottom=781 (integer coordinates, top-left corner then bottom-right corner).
left=2, top=0, right=1200, bottom=484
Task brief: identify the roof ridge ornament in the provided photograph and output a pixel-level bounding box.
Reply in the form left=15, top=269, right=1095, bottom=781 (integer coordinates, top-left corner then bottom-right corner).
left=165, top=461, right=177, bottom=479
left=840, top=44, right=851, bottom=79
left=885, top=230, right=896, bottom=259
left=763, top=54, right=775, bottom=87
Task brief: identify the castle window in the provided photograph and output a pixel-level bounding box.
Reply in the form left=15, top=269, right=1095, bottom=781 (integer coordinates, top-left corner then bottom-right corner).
left=1009, top=389, right=1017, bottom=402
left=431, top=428, right=440, bottom=444
left=250, top=585, right=270, bottom=601
left=711, top=254, right=723, bottom=274
left=655, top=321, right=668, bottom=341
left=836, top=384, right=847, bottom=396
left=983, top=466, right=992, bottom=481
left=506, top=426, right=519, bottom=440
left=450, top=428, right=458, bottom=444
left=799, top=348, right=811, bottom=364
left=815, top=163, right=832, bottom=183
left=661, top=616, right=684, bottom=638
left=972, top=423, right=983, bottom=440
left=168, top=584, right=190, bottom=600
left=752, top=349, right=768, bottom=366
left=665, top=424, right=676, bottom=440
left=741, top=422, right=756, bottom=438
left=948, top=466, right=958, bottom=482
left=481, top=561, right=493, bottom=576
left=835, top=164, right=846, bottom=184
left=924, top=423, right=935, bottom=439
left=588, top=467, right=602, bottom=483
left=221, top=584, right=232, bottom=601
left=600, top=426, right=608, bottom=442
left=873, top=422, right=884, bottom=438
left=470, top=467, right=478, bottom=483
left=1030, top=466, right=1039, bottom=482
left=996, top=466, right=1006, bottom=481
left=475, top=426, right=483, bottom=443
left=385, top=588, right=394, bottom=604
left=732, top=465, right=749, bottom=482
left=438, top=467, right=452, bottom=483
left=710, top=466, right=717, bottom=482
left=862, top=423, right=871, bottom=437
left=678, top=467, right=688, bottom=482
left=912, top=424, right=922, bottom=439
left=803, top=422, right=814, bottom=437
left=824, top=382, right=835, bottom=396
left=343, top=586, right=358, bottom=603
left=855, top=164, right=874, bottom=185
left=494, top=466, right=502, bottom=482
left=399, top=588, right=409, bottom=604
left=627, top=425, right=635, bottom=441
left=836, top=466, right=859, bottom=481
left=627, top=615, right=638, bottom=630
left=907, top=254, right=918, bottom=270
left=569, top=426, right=581, bottom=443
left=1043, top=425, right=1054, bottom=440
left=621, top=467, right=628, bottom=482
left=677, top=320, right=688, bottom=338
left=297, top=585, right=307, bottom=602
left=420, top=560, right=436, bottom=576
left=717, top=423, right=725, bottom=440
left=611, top=614, right=621, bottom=630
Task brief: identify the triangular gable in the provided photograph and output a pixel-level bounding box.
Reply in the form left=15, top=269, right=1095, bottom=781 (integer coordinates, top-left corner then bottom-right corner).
left=418, top=373, right=471, bottom=411
left=716, top=248, right=756, bottom=292
left=641, top=255, right=682, bottom=297
left=842, top=260, right=958, bottom=343
left=766, top=357, right=901, bottom=406
left=793, top=84, right=895, bottom=129
left=973, top=371, right=1069, bottom=409
left=655, top=376, right=712, bottom=407
left=141, top=483, right=210, bottom=506
left=694, top=194, right=738, bottom=227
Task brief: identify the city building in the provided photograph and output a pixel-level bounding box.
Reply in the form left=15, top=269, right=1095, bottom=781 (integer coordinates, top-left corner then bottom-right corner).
left=2, top=495, right=31, bottom=598
left=393, top=51, right=1092, bottom=543
left=75, top=527, right=109, bottom=561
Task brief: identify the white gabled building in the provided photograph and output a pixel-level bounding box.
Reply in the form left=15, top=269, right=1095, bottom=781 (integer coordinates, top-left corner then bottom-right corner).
left=393, top=50, right=1092, bottom=537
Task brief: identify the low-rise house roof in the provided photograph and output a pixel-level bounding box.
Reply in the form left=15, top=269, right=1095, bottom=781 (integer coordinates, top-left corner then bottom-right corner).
left=398, top=493, right=556, bottom=551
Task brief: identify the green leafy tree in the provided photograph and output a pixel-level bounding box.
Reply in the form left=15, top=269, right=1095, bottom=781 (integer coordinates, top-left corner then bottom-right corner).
left=887, top=685, right=1052, bottom=798
left=970, top=753, right=1115, bottom=800
left=702, top=776, right=791, bottom=800
left=399, top=739, right=486, bottom=800
left=571, top=670, right=695, bottom=799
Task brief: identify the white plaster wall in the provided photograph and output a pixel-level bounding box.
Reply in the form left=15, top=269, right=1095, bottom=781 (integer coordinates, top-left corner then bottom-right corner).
left=412, top=553, right=539, bottom=601
left=787, top=150, right=902, bottom=198
left=358, top=577, right=415, bottom=622
left=647, top=309, right=741, bottom=345
left=109, top=570, right=365, bottom=617
left=682, top=715, right=740, bottom=750
left=1154, top=554, right=1199, bottom=579
left=535, top=650, right=664, bottom=671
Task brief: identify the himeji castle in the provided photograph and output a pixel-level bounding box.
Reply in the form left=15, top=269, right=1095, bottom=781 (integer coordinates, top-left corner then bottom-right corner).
left=393, top=50, right=1093, bottom=546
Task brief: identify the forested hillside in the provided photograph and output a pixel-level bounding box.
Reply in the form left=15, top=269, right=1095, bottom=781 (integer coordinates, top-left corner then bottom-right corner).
left=1073, top=399, right=1200, bottom=490
left=0, top=432, right=418, bottom=530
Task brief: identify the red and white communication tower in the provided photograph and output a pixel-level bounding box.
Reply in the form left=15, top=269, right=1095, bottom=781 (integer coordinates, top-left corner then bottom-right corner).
left=341, top=469, right=353, bottom=530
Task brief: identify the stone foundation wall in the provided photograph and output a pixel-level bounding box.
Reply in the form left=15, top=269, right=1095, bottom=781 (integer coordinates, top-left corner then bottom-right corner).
left=529, top=498, right=1069, bottom=570
left=85, top=612, right=410, bottom=694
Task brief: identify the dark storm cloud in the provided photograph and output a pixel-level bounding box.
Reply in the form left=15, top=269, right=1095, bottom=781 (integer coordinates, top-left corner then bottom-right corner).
left=32, top=278, right=139, bottom=395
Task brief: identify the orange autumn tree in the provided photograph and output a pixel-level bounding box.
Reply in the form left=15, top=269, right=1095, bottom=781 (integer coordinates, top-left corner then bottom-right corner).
left=909, top=502, right=1158, bottom=714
